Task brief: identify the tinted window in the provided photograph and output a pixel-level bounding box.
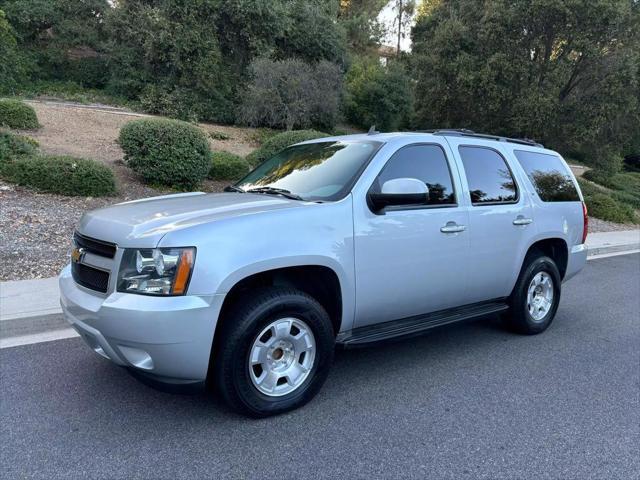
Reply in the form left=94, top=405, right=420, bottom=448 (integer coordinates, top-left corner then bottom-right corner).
left=236, top=141, right=380, bottom=201
left=459, top=147, right=518, bottom=204
left=514, top=150, right=580, bottom=202
left=375, top=144, right=456, bottom=206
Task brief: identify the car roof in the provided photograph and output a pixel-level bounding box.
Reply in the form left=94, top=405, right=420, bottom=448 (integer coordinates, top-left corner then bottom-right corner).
left=299, top=131, right=555, bottom=155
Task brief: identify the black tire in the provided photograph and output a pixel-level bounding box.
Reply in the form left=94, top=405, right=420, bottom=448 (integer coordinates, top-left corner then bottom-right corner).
left=213, top=287, right=335, bottom=417
left=505, top=252, right=562, bottom=335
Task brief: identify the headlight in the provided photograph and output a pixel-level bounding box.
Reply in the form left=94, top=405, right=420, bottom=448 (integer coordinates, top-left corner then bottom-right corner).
left=117, top=247, right=195, bottom=296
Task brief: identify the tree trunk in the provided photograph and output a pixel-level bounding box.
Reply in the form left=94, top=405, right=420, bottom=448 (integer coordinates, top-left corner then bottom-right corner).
left=397, top=0, right=403, bottom=55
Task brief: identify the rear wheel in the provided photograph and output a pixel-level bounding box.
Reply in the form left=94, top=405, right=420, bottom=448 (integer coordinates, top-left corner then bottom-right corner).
left=505, top=253, right=561, bottom=335
left=213, top=287, right=335, bottom=417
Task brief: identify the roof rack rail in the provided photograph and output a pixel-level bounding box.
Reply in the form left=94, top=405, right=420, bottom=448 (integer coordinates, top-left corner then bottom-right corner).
left=415, top=129, right=543, bottom=148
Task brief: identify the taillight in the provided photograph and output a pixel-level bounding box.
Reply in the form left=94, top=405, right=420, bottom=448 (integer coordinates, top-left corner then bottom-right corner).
left=582, top=201, right=588, bottom=244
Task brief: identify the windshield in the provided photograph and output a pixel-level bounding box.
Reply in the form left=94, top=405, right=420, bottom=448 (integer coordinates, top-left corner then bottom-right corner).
left=235, top=140, right=382, bottom=201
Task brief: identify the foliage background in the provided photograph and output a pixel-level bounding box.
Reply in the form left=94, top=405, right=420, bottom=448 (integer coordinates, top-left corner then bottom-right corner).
left=0, top=0, right=638, bottom=170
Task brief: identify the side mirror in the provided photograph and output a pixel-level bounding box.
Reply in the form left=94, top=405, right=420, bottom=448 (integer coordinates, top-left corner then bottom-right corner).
left=368, top=178, right=428, bottom=211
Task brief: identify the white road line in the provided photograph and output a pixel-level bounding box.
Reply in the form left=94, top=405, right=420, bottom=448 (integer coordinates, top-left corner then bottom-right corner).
left=0, top=328, right=79, bottom=349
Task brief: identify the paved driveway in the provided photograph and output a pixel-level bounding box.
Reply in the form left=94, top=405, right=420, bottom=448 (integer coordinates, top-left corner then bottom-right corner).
left=1, top=254, right=639, bottom=479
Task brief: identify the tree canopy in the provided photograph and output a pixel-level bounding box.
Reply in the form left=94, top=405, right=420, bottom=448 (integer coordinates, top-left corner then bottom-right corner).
left=411, top=0, right=640, bottom=165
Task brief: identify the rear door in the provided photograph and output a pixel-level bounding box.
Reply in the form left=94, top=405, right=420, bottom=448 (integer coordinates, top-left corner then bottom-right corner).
left=447, top=140, right=535, bottom=303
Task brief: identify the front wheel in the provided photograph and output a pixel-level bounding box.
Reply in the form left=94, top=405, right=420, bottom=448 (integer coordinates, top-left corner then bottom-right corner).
left=213, top=287, right=335, bottom=417
left=505, top=253, right=562, bottom=335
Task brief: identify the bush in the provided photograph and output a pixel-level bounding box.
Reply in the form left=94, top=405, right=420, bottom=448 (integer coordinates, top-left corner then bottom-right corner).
left=239, top=58, right=342, bottom=131
left=582, top=169, right=640, bottom=209
left=119, top=119, right=211, bottom=188
left=583, top=192, right=638, bottom=224
left=577, top=178, right=638, bottom=224
left=0, top=131, right=38, bottom=163
left=209, top=151, right=250, bottom=181
left=1, top=154, right=116, bottom=196
left=0, top=99, right=40, bottom=129
left=245, top=129, right=329, bottom=167
left=343, top=59, right=413, bottom=132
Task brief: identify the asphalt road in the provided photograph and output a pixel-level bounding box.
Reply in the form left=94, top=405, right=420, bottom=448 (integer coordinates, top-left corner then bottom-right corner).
left=1, top=254, right=639, bottom=479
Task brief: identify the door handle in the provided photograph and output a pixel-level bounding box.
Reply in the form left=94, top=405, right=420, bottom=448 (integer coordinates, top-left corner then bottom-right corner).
left=513, top=216, right=533, bottom=226
left=440, top=222, right=466, bottom=233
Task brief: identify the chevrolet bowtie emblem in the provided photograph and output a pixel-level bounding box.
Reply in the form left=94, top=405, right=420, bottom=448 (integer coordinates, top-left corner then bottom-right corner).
left=71, top=247, right=85, bottom=263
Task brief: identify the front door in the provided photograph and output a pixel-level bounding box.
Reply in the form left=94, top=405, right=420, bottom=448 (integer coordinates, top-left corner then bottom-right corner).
left=353, top=143, right=471, bottom=328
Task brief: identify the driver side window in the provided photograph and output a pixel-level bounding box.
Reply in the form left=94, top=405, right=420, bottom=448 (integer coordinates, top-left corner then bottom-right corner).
left=375, top=144, right=456, bottom=206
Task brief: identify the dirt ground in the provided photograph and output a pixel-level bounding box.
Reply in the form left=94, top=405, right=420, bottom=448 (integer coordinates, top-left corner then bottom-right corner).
left=24, top=100, right=259, bottom=162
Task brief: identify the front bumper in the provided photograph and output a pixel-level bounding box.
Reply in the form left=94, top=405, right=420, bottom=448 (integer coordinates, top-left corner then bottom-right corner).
left=59, top=265, right=225, bottom=385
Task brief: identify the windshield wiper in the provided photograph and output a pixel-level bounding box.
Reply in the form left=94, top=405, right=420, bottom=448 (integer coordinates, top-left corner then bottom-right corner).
left=247, top=187, right=304, bottom=201
left=224, top=185, right=245, bottom=193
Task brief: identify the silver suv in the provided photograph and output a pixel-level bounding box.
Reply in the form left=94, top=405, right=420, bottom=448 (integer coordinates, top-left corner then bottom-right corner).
left=59, top=130, right=588, bottom=417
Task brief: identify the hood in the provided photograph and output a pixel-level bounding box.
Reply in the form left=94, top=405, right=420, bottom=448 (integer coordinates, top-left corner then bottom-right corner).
left=78, top=192, right=305, bottom=247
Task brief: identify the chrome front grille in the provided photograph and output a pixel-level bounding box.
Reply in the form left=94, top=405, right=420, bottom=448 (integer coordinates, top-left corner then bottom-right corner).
left=71, top=232, right=117, bottom=293
left=73, top=231, right=116, bottom=259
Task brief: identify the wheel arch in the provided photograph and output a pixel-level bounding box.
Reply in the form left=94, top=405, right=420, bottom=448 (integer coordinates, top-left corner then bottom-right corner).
left=524, top=237, right=569, bottom=280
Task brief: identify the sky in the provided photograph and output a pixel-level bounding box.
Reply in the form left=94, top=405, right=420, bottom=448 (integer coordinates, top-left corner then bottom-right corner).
left=378, top=0, right=423, bottom=51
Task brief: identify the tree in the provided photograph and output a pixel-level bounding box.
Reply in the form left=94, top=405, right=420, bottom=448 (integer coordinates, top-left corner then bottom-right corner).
left=239, top=58, right=342, bottom=130
left=343, top=57, right=413, bottom=131
left=411, top=0, right=640, bottom=168
left=107, top=0, right=234, bottom=122
left=338, top=0, right=388, bottom=54
left=0, top=9, right=26, bottom=92
left=391, top=0, right=416, bottom=54
left=1, top=0, right=111, bottom=86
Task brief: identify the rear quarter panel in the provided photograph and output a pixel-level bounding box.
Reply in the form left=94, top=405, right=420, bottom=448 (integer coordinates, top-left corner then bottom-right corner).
left=505, top=146, right=585, bottom=285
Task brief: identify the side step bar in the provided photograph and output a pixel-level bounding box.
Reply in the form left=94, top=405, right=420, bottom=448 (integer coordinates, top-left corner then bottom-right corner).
left=336, top=301, right=509, bottom=347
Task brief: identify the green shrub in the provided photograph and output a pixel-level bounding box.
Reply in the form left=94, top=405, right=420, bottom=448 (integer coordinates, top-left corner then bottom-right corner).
left=0, top=131, right=38, bottom=163
left=245, top=129, right=329, bottom=167
left=1, top=154, right=116, bottom=196
left=583, top=193, right=638, bottom=224
left=119, top=118, right=211, bottom=188
left=582, top=169, right=640, bottom=209
left=577, top=178, right=638, bottom=223
left=209, top=151, right=250, bottom=181
left=248, top=128, right=280, bottom=146
left=0, top=99, right=39, bottom=129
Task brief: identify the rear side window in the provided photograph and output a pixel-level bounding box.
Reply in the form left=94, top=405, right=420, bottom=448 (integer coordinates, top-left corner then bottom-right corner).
left=376, top=144, right=456, bottom=206
left=459, top=146, right=518, bottom=204
left=514, top=150, right=580, bottom=202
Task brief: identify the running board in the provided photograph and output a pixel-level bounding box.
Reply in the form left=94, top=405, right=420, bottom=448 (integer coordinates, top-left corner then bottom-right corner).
left=336, top=301, right=509, bottom=347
